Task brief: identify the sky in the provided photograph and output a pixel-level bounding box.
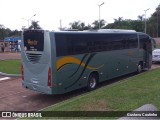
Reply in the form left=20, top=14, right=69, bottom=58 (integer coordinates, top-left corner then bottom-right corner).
left=0, top=0, right=159, bottom=30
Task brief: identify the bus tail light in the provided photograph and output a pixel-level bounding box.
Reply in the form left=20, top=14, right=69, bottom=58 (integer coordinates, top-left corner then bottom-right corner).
left=21, top=64, right=24, bottom=80
left=48, top=67, right=52, bottom=87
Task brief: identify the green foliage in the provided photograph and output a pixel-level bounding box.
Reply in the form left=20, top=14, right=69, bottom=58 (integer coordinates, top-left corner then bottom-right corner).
left=0, top=60, right=21, bottom=74
left=29, top=21, right=42, bottom=30
left=92, top=19, right=106, bottom=29
left=147, top=4, right=160, bottom=37
left=0, top=24, right=21, bottom=40
left=104, top=19, right=144, bottom=32
left=69, top=21, right=82, bottom=30
left=0, top=20, right=41, bottom=40
left=104, top=4, right=160, bottom=37
left=69, top=21, right=90, bottom=31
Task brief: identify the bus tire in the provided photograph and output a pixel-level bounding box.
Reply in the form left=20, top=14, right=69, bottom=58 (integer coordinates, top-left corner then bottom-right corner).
left=87, top=73, right=98, bottom=91
left=137, top=63, right=142, bottom=74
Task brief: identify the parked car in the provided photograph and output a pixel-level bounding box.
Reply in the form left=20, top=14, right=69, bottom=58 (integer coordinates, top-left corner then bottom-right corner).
left=152, top=49, right=160, bottom=62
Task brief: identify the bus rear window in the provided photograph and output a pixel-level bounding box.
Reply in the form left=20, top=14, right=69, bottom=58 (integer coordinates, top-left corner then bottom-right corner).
left=23, top=30, right=44, bottom=51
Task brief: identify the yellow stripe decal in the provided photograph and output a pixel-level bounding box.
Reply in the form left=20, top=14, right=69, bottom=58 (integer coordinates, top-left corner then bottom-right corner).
left=56, top=57, right=104, bottom=71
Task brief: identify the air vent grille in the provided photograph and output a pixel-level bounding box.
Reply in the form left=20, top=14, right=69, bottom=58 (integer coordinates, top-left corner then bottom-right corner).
left=26, top=53, right=42, bottom=63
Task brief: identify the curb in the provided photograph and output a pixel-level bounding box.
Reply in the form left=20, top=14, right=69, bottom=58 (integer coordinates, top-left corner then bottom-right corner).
left=0, top=72, right=21, bottom=77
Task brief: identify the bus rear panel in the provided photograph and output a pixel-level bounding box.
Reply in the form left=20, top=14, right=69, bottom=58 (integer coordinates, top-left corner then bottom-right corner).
left=21, top=30, right=57, bottom=94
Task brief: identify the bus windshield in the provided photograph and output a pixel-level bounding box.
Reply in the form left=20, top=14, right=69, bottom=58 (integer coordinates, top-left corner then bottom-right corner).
left=23, top=30, right=44, bottom=51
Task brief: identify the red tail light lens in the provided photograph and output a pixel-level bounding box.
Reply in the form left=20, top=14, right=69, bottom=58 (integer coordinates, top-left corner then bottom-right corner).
left=21, top=65, right=24, bottom=80
left=48, top=67, right=52, bottom=87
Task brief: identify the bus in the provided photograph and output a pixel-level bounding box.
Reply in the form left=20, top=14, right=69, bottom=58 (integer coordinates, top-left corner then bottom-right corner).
left=21, top=29, right=152, bottom=94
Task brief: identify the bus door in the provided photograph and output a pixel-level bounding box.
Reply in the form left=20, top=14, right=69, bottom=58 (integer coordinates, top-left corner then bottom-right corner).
left=145, top=39, right=152, bottom=68
left=139, top=35, right=152, bottom=69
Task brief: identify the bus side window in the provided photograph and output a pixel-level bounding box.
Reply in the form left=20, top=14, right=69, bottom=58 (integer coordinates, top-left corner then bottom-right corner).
left=125, top=34, right=138, bottom=49
left=139, top=35, right=148, bottom=49
left=55, top=34, right=69, bottom=56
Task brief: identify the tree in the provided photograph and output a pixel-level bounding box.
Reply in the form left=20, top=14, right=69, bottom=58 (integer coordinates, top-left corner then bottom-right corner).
left=69, top=21, right=80, bottom=30
left=83, top=24, right=92, bottom=30
left=100, top=19, right=106, bottom=28
left=0, top=25, right=14, bottom=40
left=92, top=19, right=106, bottom=29
left=147, top=19, right=156, bottom=36
left=8, top=30, right=21, bottom=37
left=146, top=4, right=160, bottom=37
left=104, top=18, right=144, bottom=32
left=69, top=21, right=87, bottom=30
left=114, top=17, right=123, bottom=22
left=137, top=15, right=144, bottom=21
left=130, top=20, right=144, bottom=32
left=0, top=24, right=23, bottom=40
left=29, top=21, right=42, bottom=29
left=92, top=20, right=99, bottom=29
left=80, top=22, right=85, bottom=30
left=0, top=24, right=5, bottom=40
left=113, top=17, right=123, bottom=28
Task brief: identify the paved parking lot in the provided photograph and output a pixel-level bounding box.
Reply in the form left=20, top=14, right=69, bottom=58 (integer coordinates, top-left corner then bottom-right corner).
left=0, top=76, right=86, bottom=111
left=0, top=77, right=48, bottom=111
left=0, top=52, right=21, bottom=60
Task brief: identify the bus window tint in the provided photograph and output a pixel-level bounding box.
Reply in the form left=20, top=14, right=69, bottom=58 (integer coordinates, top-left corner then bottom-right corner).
left=54, top=34, right=69, bottom=56
left=125, top=34, right=138, bottom=49
left=68, top=34, right=88, bottom=54
left=23, top=31, right=44, bottom=51
left=139, top=35, right=149, bottom=49
left=55, top=33, right=138, bottom=57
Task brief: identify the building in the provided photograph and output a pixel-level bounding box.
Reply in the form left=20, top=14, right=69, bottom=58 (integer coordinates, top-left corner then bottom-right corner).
left=0, top=40, right=5, bottom=52
left=3, top=37, right=21, bottom=52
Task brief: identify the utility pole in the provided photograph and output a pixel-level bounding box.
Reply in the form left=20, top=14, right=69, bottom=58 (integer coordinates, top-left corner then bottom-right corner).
left=22, top=14, right=36, bottom=28
left=144, top=8, right=149, bottom=33
left=60, top=19, right=62, bottom=30
left=98, top=2, right=104, bottom=29
left=157, top=10, right=159, bottom=37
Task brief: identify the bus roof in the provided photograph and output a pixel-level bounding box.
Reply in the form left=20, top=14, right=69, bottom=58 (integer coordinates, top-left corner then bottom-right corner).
left=53, top=30, right=137, bottom=34
left=97, top=29, right=136, bottom=33
left=50, top=29, right=138, bottom=34
left=24, top=29, right=148, bottom=35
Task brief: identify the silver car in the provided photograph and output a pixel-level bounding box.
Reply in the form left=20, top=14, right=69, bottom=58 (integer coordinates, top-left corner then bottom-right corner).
left=152, top=49, right=160, bottom=62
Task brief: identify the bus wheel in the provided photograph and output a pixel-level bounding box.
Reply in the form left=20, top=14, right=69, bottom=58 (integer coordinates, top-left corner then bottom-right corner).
left=137, top=63, right=142, bottom=73
left=87, top=74, right=98, bottom=91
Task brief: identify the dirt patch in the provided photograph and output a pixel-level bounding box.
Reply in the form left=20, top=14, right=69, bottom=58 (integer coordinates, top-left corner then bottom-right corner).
left=0, top=77, right=87, bottom=111
left=151, top=63, right=160, bottom=70
left=0, top=52, right=21, bottom=60
left=82, top=100, right=109, bottom=111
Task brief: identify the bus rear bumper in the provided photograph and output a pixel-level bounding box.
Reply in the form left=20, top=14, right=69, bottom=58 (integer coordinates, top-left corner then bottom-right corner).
left=22, top=82, right=52, bottom=95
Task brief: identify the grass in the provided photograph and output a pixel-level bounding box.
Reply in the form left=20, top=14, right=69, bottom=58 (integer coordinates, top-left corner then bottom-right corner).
left=44, top=68, right=160, bottom=112
left=0, top=60, right=21, bottom=74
